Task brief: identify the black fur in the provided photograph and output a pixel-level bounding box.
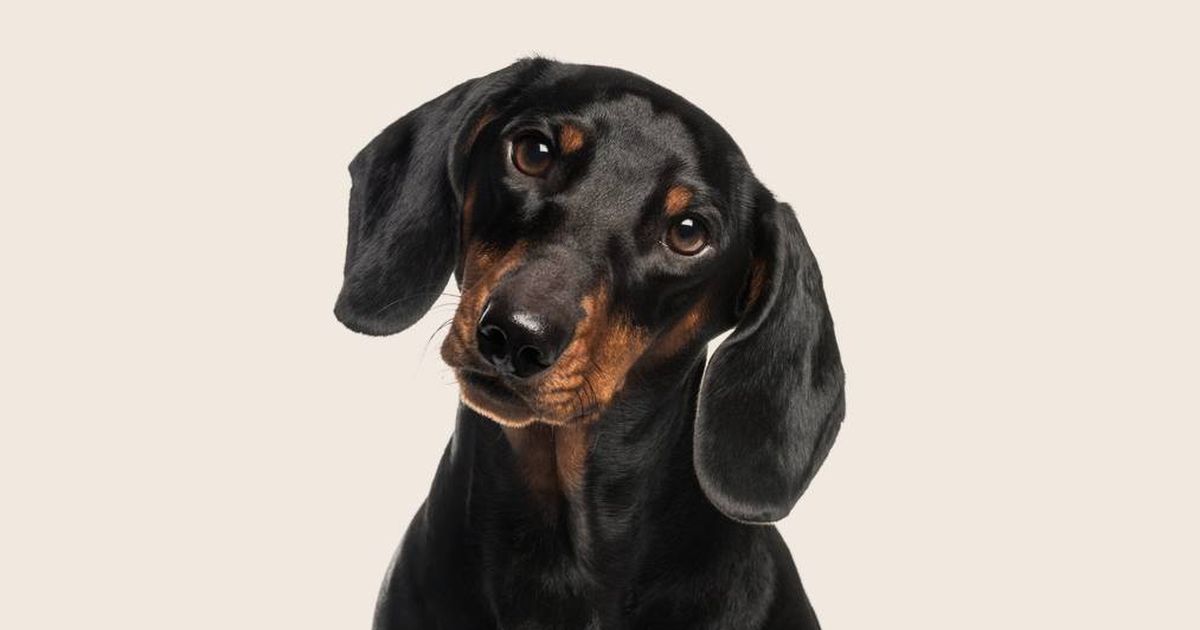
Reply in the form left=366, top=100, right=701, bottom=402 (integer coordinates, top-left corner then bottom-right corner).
left=336, top=58, right=846, bottom=629
left=335, top=61, right=545, bottom=335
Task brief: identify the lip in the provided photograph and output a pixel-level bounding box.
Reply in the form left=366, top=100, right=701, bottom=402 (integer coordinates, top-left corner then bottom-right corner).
left=457, top=368, right=537, bottom=424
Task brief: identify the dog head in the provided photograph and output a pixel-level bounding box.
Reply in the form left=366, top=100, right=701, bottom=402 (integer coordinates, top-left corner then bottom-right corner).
left=335, top=58, right=845, bottom=523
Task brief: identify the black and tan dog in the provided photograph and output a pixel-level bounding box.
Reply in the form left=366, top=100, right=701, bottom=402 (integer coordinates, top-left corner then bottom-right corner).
left=335, top=58, right=846, bottom=629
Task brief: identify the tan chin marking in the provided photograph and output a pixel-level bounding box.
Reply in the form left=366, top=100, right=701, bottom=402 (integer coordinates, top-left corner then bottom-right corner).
left=554, top=424, right=590, bottom=496
left=457, top=383, right=536, bottom=428
left=502, top=422, right=593, bottom=511
left=502, top=424, right=559, bottom=502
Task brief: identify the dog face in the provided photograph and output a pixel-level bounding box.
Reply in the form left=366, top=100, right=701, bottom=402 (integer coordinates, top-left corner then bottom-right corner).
left=441, top=91, right=753, bottom=429
left=336, top=59, right=845, bottom=523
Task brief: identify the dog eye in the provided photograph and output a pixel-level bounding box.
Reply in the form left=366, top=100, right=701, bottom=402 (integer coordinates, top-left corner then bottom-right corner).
left=511, top=132, right=555, bottom=177
left=665, top=215, right=709, bottom=255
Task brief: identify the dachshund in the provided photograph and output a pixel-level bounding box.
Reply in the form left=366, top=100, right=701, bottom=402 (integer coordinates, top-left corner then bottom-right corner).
left=334, top=57, right=845, bottom=629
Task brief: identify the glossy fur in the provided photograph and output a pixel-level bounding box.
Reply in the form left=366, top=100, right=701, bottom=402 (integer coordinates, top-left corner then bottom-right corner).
left=335, top=58, right=846, bottom=629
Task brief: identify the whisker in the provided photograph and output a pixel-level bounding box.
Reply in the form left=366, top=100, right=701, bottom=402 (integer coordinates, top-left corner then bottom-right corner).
left=419, top=318, right=456, bottom=365
left=370, top=288, right=463, bottom=316
left=568, top=359, right=600, bottom=421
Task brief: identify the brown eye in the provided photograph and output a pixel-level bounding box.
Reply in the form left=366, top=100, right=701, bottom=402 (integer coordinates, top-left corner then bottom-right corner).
left=665, top=215, right=709, bottom=255
left=511, top=132, right=555, bottom=177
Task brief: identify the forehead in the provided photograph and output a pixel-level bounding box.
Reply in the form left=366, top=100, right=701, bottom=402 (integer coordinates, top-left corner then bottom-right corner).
left=565, top=96, right=702, bottom=204
left=503, top=63, right=748, bottom=196
left=573, top=96, right=695, bottom=157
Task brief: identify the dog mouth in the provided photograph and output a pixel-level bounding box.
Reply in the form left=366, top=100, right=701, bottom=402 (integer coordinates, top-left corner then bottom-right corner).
left=442, top=318, right=607, bottom=427
left=456, top=368, right=539, bottom=426
left=454, top=366, right=605, bottom=427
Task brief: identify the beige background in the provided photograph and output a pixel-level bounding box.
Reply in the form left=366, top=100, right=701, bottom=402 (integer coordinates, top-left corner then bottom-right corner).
left=2, top=1, right=1197, bottom=628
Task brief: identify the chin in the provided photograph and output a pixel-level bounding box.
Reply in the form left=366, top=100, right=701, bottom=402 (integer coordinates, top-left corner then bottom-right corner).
left=456, top=369, right=600, bottom=428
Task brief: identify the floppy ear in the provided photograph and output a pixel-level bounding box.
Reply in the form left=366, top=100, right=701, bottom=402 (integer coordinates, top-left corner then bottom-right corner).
left=695, top=198, right=846, bottom=524
left=334, top=58, right=547, bottom=335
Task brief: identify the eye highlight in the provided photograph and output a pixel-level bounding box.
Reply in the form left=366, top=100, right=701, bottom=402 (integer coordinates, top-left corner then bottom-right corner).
left=664, top=215, right=710, bottom=255
left=511, top=132, right=555, bottom=177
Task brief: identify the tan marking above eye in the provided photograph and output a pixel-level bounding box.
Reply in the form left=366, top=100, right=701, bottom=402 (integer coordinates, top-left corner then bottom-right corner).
left=559, top=124, right=585, bottom=155
left=664, top=185, right=693, bottom=215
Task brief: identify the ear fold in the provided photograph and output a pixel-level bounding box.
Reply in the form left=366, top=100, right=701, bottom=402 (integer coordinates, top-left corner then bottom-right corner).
left=695, top=198, right=846, bottom=524
left=334, top=58, right=548, bottom=335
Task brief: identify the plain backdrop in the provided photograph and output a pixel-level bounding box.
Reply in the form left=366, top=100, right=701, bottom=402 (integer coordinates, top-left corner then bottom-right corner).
left=2, top=1, right=1197, bottom=628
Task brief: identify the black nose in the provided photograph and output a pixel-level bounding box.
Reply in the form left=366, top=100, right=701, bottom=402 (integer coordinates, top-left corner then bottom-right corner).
left=476, top=300, right=571, bottom=379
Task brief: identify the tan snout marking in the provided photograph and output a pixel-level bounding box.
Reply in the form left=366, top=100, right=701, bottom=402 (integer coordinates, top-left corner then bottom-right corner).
left=537, top=286, right=650, bottom=420
left=442, top=242, right=532, bottom=426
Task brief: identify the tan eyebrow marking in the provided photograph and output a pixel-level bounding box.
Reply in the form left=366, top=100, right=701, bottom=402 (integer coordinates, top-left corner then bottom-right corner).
left=559, top=123, right=585, bottom=155
left=664, top=185, right=693, bottom=216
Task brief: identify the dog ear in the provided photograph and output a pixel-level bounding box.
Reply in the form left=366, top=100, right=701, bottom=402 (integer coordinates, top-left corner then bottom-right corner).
left=334, top=59, right=547, bottom=335
left=694, top=197, right=846, bottom=524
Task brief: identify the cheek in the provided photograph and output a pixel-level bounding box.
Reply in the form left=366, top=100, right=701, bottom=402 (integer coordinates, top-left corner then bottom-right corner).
left=647, top=298, right=710, bottom=360
left=537, top=289, right=651, bottom=412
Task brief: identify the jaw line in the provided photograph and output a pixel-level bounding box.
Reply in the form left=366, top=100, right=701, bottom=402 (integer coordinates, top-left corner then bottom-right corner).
left=454, top=369, right=606, bottom=429
left=456, top=372, right=538, bottom=428
left=459, top=391, right=538, bottom=428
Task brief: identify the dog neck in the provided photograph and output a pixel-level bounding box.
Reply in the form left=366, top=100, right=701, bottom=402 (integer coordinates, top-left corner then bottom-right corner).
left=487, top=349, right=715, bottom=538
left=430, top=350, right=744, bottom=620
left=499, top=421, right=589, bottom=514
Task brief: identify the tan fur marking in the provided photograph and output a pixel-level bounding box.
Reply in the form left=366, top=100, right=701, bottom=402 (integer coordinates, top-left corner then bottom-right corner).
left=464, top=108, right=497, bottom=154
left=554, top=425, right=590, bottom=496
left=535, top=286, right=651, bottom=421
left=442, top=243, right=531, bottom=425
left=664, top=185, right=693, bottom=216
left=745, top=259, right=768, bottom=310
left=559, top=124, right=585, bottom=155
left=460, top=178, right=478, bottom=252
left=502, top=423, right=592, bottom=512
left=503, top=424, right=559, bottom=501
left=458, top=387, right=535, bottom=428
left=650, top=298, right=708, bottom=358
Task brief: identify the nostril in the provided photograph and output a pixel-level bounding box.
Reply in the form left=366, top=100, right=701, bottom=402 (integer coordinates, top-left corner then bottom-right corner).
left=478, top=323, right=507, bottom=348
left=476, top=321, right=511, bottom=370
left=476, top=300, right=569, bottom=379
left=513, top=345, right=554, bottom=378
left=518, top=345, right=549, bottom=368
